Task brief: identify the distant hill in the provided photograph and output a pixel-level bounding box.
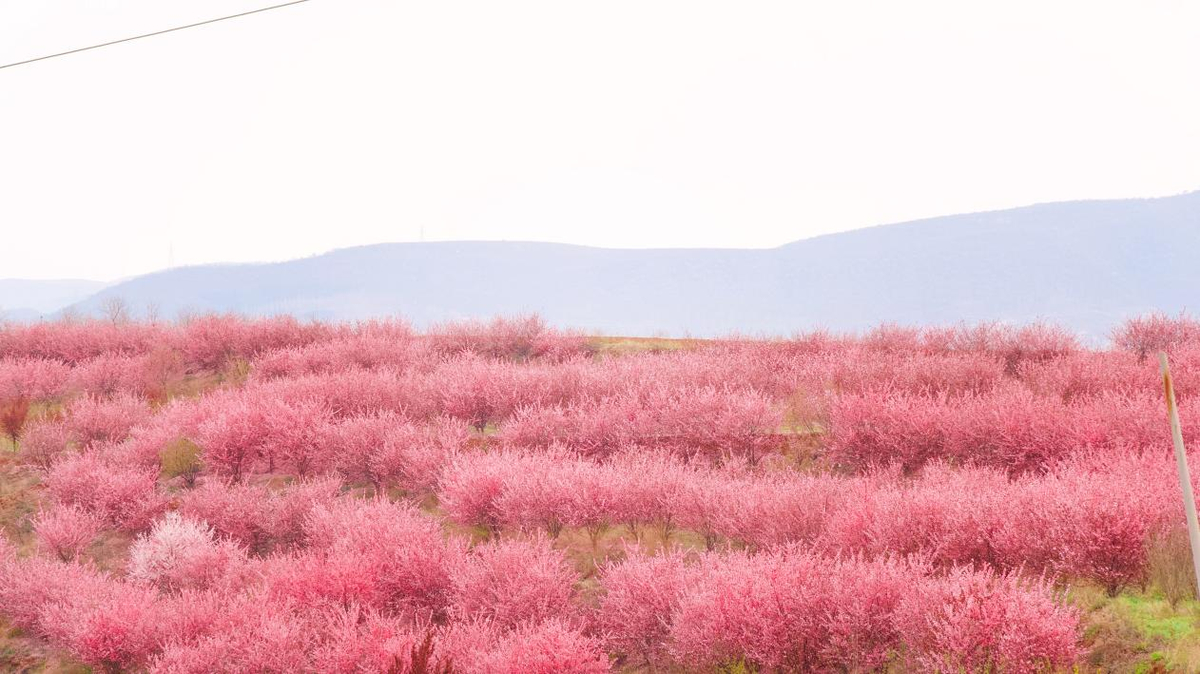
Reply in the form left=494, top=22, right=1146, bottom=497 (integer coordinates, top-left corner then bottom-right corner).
left=61, top=192, right=1200, bottom=338
left=0, top=279, right=109, bottom=320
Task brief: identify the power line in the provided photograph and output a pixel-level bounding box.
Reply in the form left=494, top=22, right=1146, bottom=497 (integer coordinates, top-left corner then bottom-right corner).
left=0, top=0, right=312, bottom=72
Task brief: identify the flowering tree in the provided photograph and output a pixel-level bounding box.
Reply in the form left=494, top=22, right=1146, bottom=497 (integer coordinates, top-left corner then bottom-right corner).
left=33, top=505, right=103, bottom=561
left=44, top=453, right=166, bottom=531
left=127, top=512, right=247, bottom=592
left=447, top=537, right=578, bottom=629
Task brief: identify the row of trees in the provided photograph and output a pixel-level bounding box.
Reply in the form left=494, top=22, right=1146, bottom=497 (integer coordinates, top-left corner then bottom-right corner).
left=828, top=387, right=1200, bottom=474
left=0, top=314, right=593, bottom=366
left=598, top=549, right=1079, bottom=673
left=6, top=499, right=1079, bottom=673
left=4, top=499, right=608, bottom=673
left=439, top=449, right=1175, bottom=593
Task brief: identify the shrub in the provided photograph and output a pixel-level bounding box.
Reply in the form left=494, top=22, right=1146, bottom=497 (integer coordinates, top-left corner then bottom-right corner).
left=193, top=393, right=331, bottom=481
left=309, top=607, right=437, bottom=673
left=0, top=394, right=30, bottom=446
left=0, top=357, right=71, bottom=400
left=322, top=413, right=466, bottom=494
left=669, top=550, right=843, bottom=670
left=477, top=619, right=610, bottom=673
left=148, top=591, right=312, bottom=673
left=285, top=497, right=460, bottom=617
left=1146, top=526, right=1197, bottom=608
left=439, top=451, right=513, bottom=535
left=894, top=568, right=1080, bottom=674
left=33, top=505, right=104, bottom=561
left=177, top=477, right=339, bottom=554
left=64, top=392, right=153, bottom=449
left=0, top=554, right=105, bottom=631
left=173, top=313, right=332, bottom=371
left=127, top=512, right=246, bottom=592
left=0, top=554, right=168, bottom=673
left=45, top=453, right=166, bottom=531
left=1113, top=313, right=1200, bottom=361
left=17, top=417, right=72, bottom=468
left=429, top=315, right=548, bottom=361
left=597, top=551, right=694, bottom=669
left=39, top=579, right=167, bottom=673
left=68, top=354, right=170, bottom=399
left=447, top=537, right=578, bottom=629
left=440, top=619, right=610, bottom=674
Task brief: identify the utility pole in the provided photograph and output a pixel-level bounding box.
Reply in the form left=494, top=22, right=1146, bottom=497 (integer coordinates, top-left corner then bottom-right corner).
left=1160, top=351, right=1200, bottom=598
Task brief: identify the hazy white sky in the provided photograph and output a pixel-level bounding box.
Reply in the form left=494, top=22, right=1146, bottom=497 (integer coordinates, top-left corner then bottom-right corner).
left=2, top=1, right=1198, bottom=280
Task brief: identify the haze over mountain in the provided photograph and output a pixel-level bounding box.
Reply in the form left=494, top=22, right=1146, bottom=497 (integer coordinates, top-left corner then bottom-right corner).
left=31, top=192, right=1200, bottom=338
left=0, top=279, right=110, bottom=321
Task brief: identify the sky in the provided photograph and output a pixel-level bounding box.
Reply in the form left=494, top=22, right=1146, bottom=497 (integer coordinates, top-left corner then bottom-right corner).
left=1, top=0, right=1198, bottom=281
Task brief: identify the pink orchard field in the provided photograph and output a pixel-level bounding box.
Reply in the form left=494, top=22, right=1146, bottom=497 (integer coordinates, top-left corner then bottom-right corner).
left=0, top=313, right=1198, bottom=672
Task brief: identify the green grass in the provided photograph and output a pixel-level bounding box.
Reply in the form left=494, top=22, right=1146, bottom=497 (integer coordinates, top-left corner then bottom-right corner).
left=1116, top=594, right=1200, bottom=641
left=1072, top=584, right=1200, bottom=672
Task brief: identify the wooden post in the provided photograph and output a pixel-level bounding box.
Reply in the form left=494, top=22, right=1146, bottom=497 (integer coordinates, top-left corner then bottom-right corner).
left=1160, top=351, right=1200, bottom=598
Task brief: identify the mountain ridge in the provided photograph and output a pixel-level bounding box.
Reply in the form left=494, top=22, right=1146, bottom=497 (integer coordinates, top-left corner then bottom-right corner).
left=30, top=191, right=1200, bottom=338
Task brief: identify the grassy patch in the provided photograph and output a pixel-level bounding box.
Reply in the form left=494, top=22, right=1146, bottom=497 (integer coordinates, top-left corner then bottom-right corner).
left=1072, top=584, right=1200, bottom=672
left=1116, top=594, right=1199, bottom=641
left=0, top=619, right=88, bottom=674
left=0, top=452, right=44, bottom=555
left=590, top=336, right=706, bottom=354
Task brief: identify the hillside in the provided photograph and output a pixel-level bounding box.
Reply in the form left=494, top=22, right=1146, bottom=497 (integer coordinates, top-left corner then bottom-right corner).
left=62, top=192, right=1200, bottom=338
